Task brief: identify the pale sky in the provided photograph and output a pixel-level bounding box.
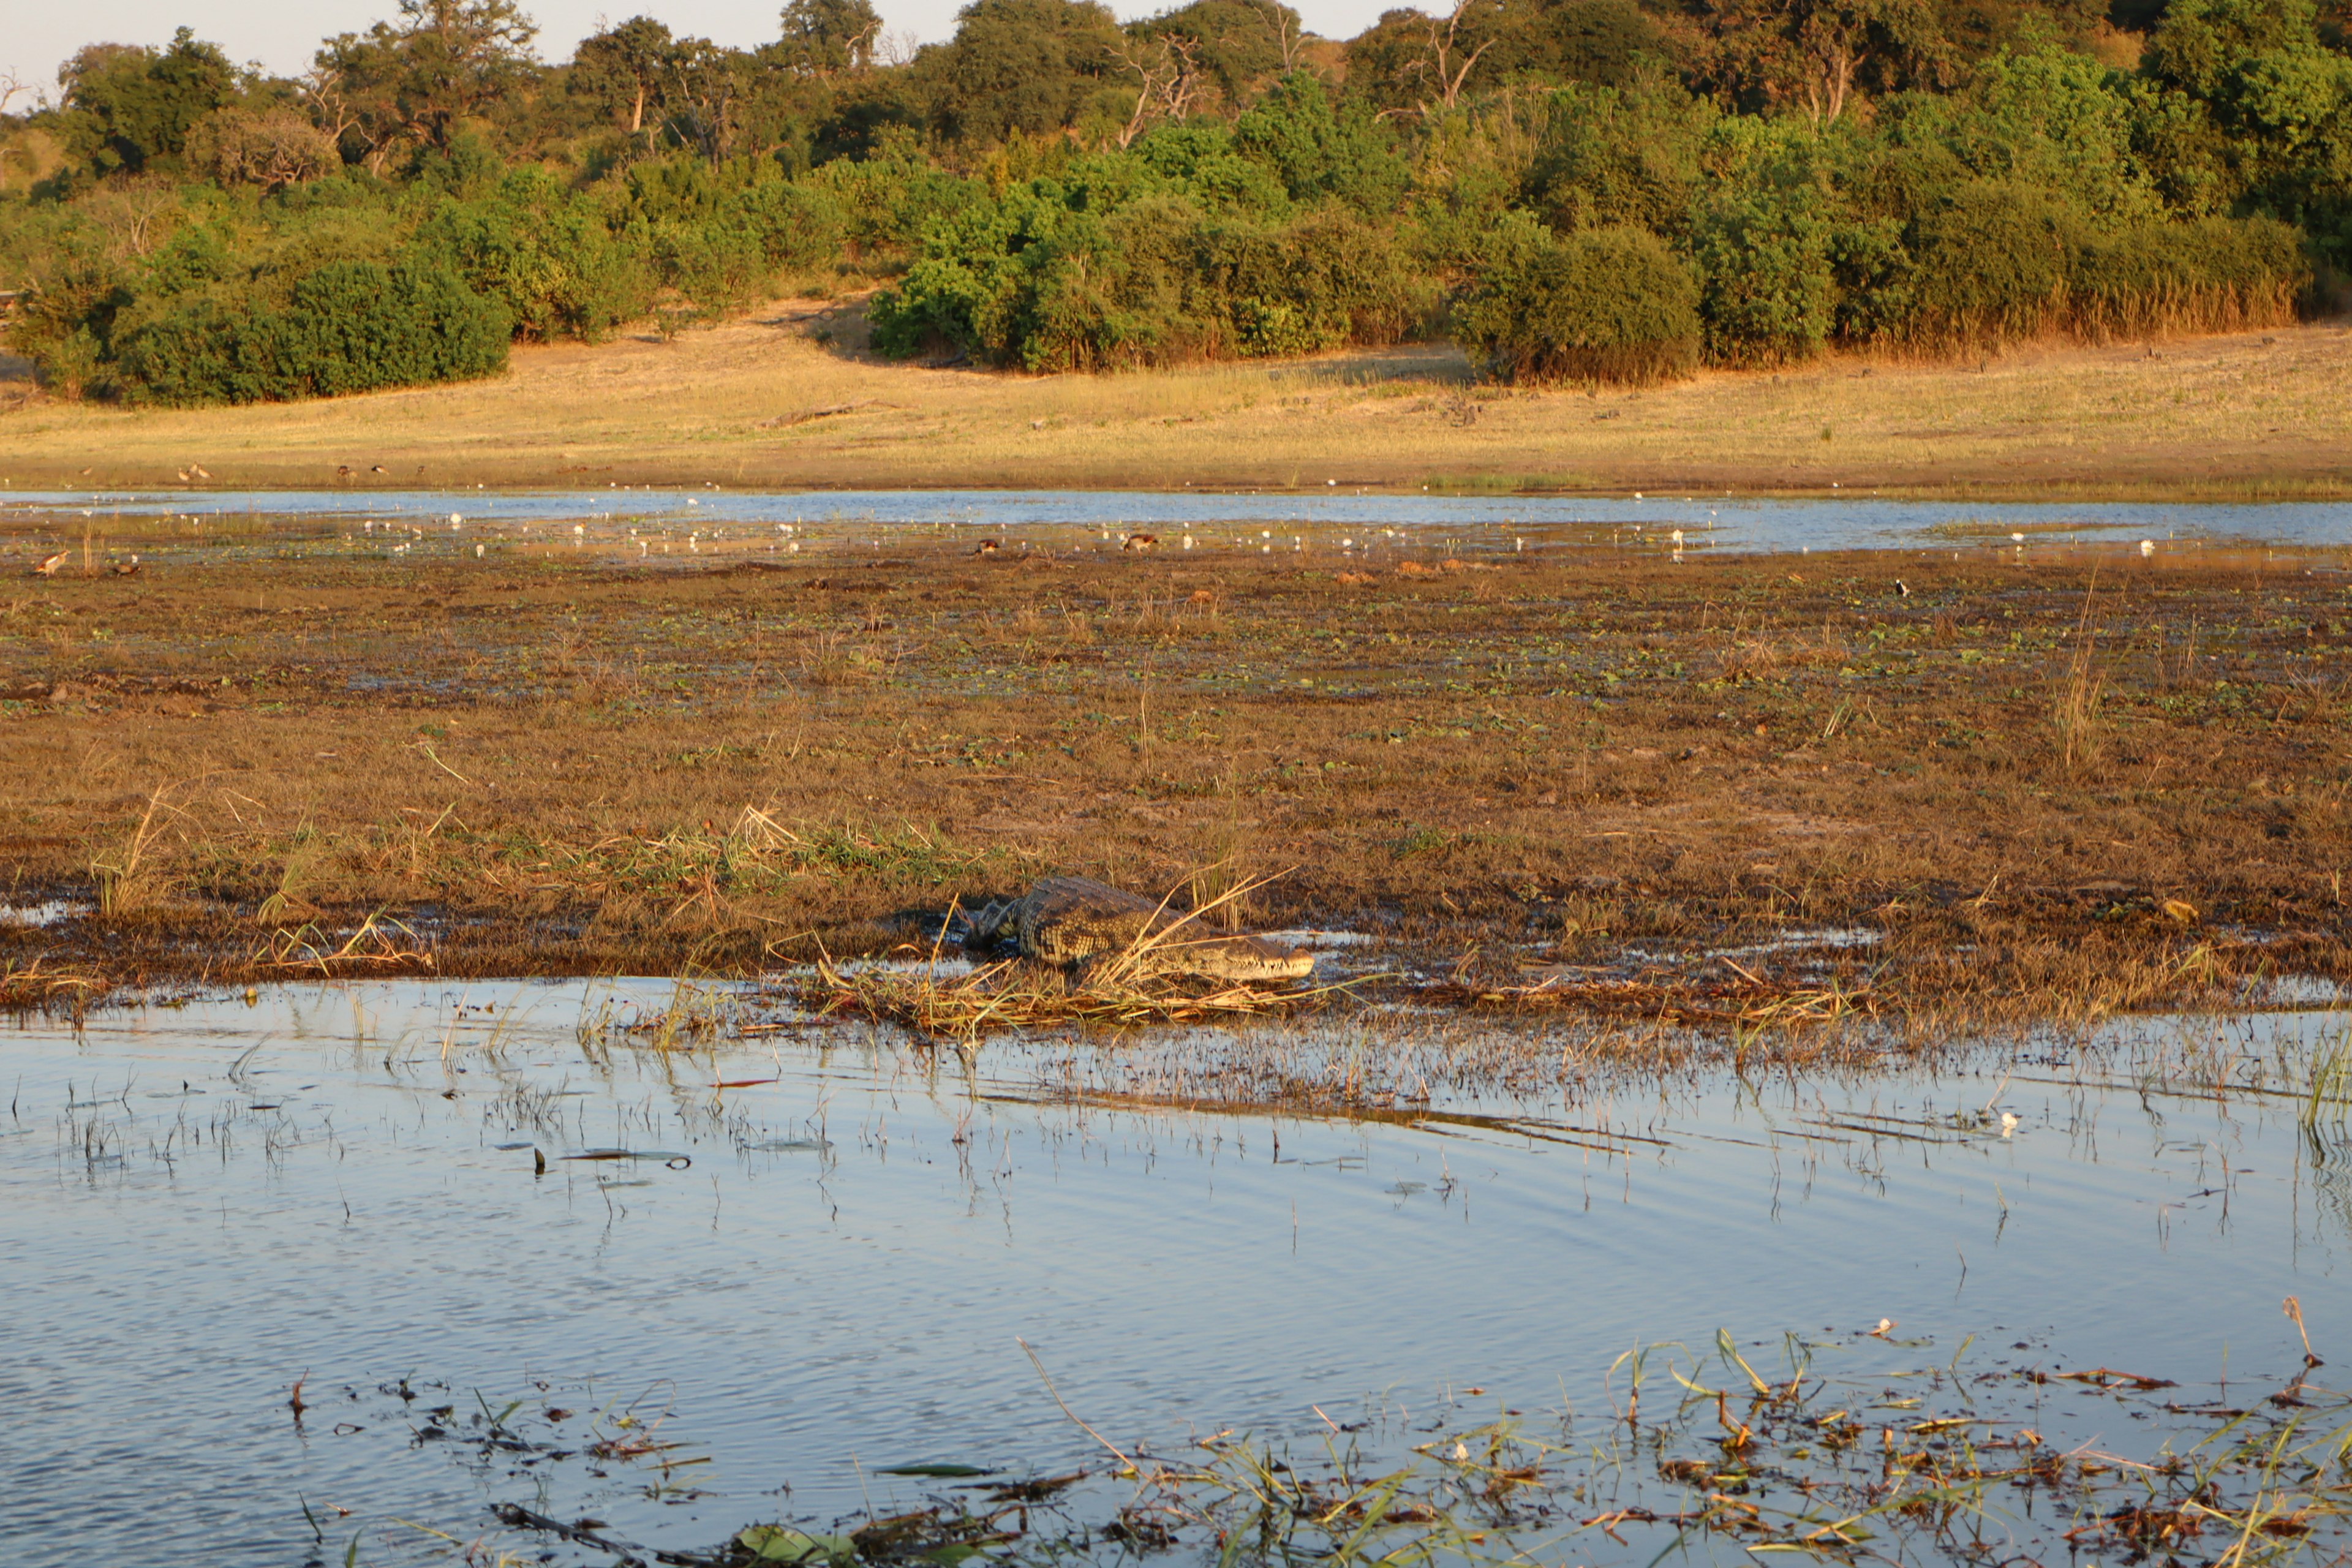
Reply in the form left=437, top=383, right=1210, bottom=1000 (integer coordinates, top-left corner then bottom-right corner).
left=6, top=0, right=1386, bottom=104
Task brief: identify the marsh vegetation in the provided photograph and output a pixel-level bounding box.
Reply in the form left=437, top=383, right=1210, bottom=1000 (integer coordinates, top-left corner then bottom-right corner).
left=4, top=514, right=2347, bottom=1036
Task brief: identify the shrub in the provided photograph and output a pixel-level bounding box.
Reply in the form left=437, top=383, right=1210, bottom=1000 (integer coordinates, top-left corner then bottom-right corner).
left=1521, top=77, right=1716, bottom=238
left=2067, top=214, right=2310, bottom=336
left=1452, top=219, right=1700, bottom=384
left=187, top=107, right=340, bottom=192
left=111, top=260, right=509, bottom=405
left=870, top=173, right=1427, bottom=370
left=1897, top=178, right=2078, bottom=344
left=412, top=170, right=652, bottom=341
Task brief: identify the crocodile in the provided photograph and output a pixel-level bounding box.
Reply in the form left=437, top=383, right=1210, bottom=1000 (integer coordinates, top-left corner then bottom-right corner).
left=960, top=875, right=1314, bottom=982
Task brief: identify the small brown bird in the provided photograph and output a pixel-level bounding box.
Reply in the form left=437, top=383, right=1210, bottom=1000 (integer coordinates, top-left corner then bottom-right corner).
left=336, top=464, right=353, bottom=481
left=974, top=538, right=1000, bottom=556
left=371, top=465, right=387, bottom=474
left=113, top=555, right=141, bottom=576
left=33, top=551, right=67, bottom=577
left=1122, top=532, right=1158, bottom=552
left=189, top=464, right=211, bottom=480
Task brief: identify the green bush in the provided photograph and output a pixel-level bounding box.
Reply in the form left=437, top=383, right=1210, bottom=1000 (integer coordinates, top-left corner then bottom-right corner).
left=1521, top=77, right=1715, bottom=238
left=111, top=260, right=510, bottom=405
left=869, top=164, right=1425, bottom=371
left=412, top=170, right=652, bottom=341
left=1452, top=219, right=1700, bottom=384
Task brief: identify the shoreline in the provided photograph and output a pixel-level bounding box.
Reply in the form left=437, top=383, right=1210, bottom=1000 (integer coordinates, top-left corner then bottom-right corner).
left=3, top=309, right=2347, bottom=499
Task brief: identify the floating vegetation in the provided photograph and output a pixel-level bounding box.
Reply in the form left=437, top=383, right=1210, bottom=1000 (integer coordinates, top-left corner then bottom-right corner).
left=417, top=1328, right=2352, bottom=1568
left=778, top=952, right=1358, bottom=1042
left=248, top=909, right=436, bottom=974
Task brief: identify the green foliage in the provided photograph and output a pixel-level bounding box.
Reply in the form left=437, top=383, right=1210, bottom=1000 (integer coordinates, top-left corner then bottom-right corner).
left=412, top=168, right=652, bottom=339
left=778, top=0, right=885, bottom=77
left=3, top=0, right=2342, bottom=405
left=111, top=260, right=509, bottom=404
left=925, top=0, right=1125, bottom=142
left=1235, top=72, right=1411, bottom=213
left=56, top=28, right=241, bottom=178
left=1522, top=77, right=1717, bottom=236
left=869, top=151, right=1423, bottom=368
left=1450, top=217, right=1701, bottom=383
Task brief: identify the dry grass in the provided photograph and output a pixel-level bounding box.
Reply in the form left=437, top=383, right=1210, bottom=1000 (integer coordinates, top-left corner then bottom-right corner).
left=1, top=301, right=2350, bottom=495
left=1, top=529, right=2348, bottom=1020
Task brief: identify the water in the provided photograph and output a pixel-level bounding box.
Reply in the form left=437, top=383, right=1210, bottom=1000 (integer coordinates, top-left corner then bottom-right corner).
left=4, top=487, right=2349, bottom=558
left=7, top=981, right=2349, bottom=1564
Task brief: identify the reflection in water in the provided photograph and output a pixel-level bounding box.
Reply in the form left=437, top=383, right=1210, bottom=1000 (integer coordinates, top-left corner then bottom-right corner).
left=5, top=981, right=2348, bottom=1566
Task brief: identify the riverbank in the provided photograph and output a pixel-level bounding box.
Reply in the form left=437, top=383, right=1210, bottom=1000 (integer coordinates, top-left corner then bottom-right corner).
left=4, top=529, right=2346, bottom=1022
left=2, top=306, right=2349, bottom=497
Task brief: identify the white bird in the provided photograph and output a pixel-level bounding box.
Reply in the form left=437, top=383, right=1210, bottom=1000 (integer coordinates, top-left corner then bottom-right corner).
left=1999, top=1112, right=2019, bottom=1138
left=1871, top=1317, right=1897, bottom=1338
left=474, top=543, right=485, bottom=558
left=2140, top=540, right=2155, bottom=558
left=2010, top=532, right=2026, bottom=543
left=450, top=513, right=463, bottom=526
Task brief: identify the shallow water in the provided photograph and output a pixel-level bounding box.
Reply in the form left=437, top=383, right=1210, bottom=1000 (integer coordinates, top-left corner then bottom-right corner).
left=7, top=982, right=2350, bottom=1564
left=6, top=486, right=2350, bottom=559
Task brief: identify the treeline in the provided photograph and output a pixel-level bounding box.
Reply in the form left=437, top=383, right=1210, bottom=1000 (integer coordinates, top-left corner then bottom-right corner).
left=0, top=0, right=2346, bottom=403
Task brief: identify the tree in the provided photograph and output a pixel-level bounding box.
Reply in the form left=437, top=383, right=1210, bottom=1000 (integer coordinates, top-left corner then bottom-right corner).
left=1686, top=0, right=1948, bottom=121
left=56, top=29, right=240, bottom=176
left=660, top=38, right=755, bottom=160
left=1133, top=0, right=1298, bottom=110
left=928, top=0, right=1125, bottom=142
left=778, top=0, right=883, bottom=77
left=313, top=0, right=539, bottom=166
left=1113, top=33, right=1206, bottom=145
left=1342, top=2, right=1509, bottom=118
left=189, top=106, right=341, bottom=189
left=572, top=16, right=676, bottom=133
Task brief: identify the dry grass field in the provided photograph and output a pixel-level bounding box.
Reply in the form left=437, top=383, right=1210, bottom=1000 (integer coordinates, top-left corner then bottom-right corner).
left=3, top=518, right=2348, bottom=1025
left=2, top=303, right=2350, bottom=496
